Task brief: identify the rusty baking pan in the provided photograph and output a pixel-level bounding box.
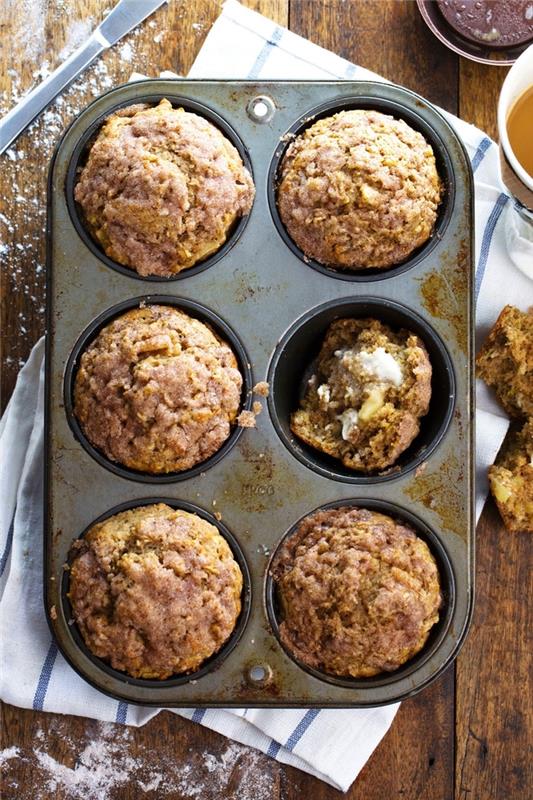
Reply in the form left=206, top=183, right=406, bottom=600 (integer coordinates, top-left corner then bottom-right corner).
left=45, top=79, right=474, bottom=707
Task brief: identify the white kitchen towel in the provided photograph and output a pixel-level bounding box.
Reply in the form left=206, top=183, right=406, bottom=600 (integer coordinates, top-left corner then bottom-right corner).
left=2, top=0, right=533, bottom=793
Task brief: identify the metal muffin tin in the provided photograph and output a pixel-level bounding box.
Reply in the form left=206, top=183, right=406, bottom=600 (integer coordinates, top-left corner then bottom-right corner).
left=45, top=79, right=475, bottom=707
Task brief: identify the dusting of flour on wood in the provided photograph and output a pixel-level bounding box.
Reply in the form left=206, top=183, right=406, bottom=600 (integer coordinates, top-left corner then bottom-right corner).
left=0, top=1, right=167, bottom=387
left=0, top=719, right=279, bottom=800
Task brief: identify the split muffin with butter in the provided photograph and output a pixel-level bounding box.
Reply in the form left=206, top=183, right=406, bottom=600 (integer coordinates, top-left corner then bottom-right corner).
left=291, top=318, right=432, bottom=472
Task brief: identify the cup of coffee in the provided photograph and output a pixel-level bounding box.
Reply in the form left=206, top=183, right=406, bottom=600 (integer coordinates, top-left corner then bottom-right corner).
left=498, top=43, right=533, bottom=212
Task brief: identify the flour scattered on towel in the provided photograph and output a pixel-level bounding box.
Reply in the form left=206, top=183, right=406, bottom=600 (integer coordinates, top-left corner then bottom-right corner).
left=0, top=720, right=278, bottom=800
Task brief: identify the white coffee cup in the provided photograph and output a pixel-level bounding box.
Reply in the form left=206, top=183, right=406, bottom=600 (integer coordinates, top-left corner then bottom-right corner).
left=498, top=43, right=533, bottom=203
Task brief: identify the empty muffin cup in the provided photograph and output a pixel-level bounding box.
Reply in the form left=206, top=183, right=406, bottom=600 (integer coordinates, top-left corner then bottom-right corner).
left=62, top=497, right=252, bottom=688
left=266, top=498, right=455, bottom=690
left=66, top=94, right=254, bottom=281
left=268, top=94, right=455, bottom=281
left=267, top=297, right=455, bottom=483
left=64, top=296, right=253, bottom=483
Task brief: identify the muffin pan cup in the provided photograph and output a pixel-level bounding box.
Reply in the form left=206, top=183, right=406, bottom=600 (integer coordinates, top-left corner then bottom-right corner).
left=45, top=79, right=474, bottom=707
left=63, top=295, right=253, bottom=483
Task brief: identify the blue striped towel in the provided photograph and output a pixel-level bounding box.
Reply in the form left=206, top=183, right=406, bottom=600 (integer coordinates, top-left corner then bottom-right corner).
left=1, top=0, right=532, bottom=792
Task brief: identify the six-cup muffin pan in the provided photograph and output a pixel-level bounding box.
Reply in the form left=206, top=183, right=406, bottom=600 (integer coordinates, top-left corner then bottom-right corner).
left=45, top=80, right=474, bottom=707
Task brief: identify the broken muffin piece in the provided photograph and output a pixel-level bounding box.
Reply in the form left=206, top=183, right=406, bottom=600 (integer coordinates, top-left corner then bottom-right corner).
left=476, top=306, right=533, bottom=419
left=291, top=318, right=432, bottom=472
left=489, top=419, right=533, bottom=534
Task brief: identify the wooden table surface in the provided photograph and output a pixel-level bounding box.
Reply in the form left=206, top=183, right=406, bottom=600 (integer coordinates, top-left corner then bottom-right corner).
left=1, top=2, right=531, bottom=798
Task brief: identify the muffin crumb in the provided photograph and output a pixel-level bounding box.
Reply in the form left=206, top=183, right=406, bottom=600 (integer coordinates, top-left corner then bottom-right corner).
left=253, top=381, right=270, bottom=397
left=476, top=305, right=533, bottom=419
left=237, top=410, right=257, bottom=428
left=489, top=419, right=533, bottom=533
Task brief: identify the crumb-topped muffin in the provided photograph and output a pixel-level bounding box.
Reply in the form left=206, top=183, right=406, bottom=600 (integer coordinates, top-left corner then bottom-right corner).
left=277, top=109, right=442, bottom=270
left=291, top=318, right=432, bottom=472
left=270, top=506, right=442, bottom=677
left=74, top=99, right=255, bottom=277
left=489, top=419, right=533, bottom=533
left=73, top=305, right=243, bottom=473
left=68, top=504, right=243, bottom=679
left=476, top=305, right=533, bottom=419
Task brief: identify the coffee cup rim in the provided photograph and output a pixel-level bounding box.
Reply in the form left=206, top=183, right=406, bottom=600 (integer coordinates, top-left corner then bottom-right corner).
left=498, top=43, right=533, bottom=192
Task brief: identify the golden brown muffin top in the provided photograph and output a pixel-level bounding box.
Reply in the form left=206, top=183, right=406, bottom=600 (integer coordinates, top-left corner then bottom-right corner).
left=277, top=109, right=442, bottom=270
left=75, top=99, right=255, bottom=276
left=271, top=506, right=442, bottom=677
left=74, top=305, right=243, bottom=474
left=69, top=503, right=243, bottom=679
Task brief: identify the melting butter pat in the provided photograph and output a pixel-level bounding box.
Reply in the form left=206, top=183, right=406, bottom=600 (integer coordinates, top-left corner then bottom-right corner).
left=338, top=408, right=359, bottom=440
left=357, top=348, right=403, bottom=387
left=317, top=383, right=331, bottom=407
left=359, top=387, right=384, bottom=422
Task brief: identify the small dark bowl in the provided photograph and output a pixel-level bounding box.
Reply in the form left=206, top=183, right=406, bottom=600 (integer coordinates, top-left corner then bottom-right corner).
left=416, top=0, right=533, bottom=65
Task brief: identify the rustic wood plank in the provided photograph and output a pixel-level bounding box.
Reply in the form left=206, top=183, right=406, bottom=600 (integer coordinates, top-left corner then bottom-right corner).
left=290, top=0, right=458, bottom=113
left=459, top=60, right=506, bottom=141
left=456, top=58, right=531, bottom=800
left=455, top=500, right=532, bottom=800
left=346, top=671, right=455, bottom=800
left=0, top=704, right=285, bottom=800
